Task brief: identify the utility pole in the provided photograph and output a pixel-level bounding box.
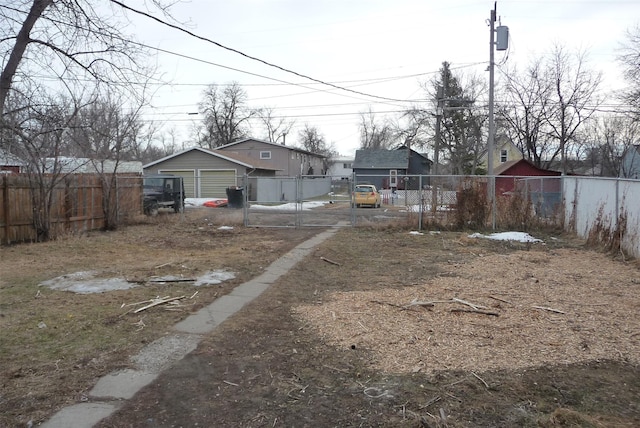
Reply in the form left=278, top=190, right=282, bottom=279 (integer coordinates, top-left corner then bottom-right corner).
left=488, top=2, right=497, bottom=229
left=488, top=3, right=496, bottom=179
left=487, top=2, right=508, bottom=229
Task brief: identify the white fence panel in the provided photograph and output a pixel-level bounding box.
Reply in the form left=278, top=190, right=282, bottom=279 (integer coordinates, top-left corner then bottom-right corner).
left=564, top=177, right=640, bottom=257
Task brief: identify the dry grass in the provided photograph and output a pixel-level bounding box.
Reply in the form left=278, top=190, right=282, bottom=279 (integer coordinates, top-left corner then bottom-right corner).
left=0, top=208, right=318, bottom=426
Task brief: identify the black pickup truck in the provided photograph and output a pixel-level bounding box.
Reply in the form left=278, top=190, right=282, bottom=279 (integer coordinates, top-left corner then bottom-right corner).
left=143, top=174, right=185, bottom=215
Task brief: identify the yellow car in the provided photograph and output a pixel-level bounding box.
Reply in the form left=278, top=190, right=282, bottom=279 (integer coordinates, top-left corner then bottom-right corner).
left=352, top=184, right=381, bottom=208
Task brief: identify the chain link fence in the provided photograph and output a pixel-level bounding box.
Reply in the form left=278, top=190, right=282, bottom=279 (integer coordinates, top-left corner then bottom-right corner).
left=241, top=174, right=566, bottom=231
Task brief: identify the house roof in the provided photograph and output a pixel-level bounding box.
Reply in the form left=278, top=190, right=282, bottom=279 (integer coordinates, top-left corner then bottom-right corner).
left=353, top=149, right=410, bottom=169
left=216, top=138, right=326, bottom=158
left=41, top=158, right=142, bottom=174
left=0, top=148, right=25, bottom=166
left=143, top=146, right=280, bottom=171
left=493, top=158, right=560, bottom=176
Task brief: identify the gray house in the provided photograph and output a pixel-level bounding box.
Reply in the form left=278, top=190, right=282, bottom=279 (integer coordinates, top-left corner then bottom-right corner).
left=353, top=147, right=432, bottom=190
left=143, top=147, right=278, bottom=198
left=621, top=145, right=640, bottom=179
left=215, top=138, right=326, bottom=177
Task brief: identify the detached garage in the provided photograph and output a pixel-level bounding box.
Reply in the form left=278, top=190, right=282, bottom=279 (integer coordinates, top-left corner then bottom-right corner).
left=143, top=147, right=278, bottom=198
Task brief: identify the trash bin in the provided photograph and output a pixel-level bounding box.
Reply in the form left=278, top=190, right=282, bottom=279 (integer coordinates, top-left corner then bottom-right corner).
left=226, top=186, right=244, bottom=208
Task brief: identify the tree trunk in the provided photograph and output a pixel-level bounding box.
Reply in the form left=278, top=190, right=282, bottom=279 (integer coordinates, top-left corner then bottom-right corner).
left=0, top=0, right=53, bottom=114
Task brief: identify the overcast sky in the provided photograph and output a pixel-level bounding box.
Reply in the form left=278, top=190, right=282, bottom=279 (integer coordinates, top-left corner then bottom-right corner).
left=127, top=0, right=640, bottom=156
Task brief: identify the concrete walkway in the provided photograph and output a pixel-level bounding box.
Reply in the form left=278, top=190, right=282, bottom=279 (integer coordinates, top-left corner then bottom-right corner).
left=41, top=226, right=340, bottom=428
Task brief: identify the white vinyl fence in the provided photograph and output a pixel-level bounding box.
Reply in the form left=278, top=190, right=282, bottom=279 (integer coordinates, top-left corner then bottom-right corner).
left=564, top=176, right=640, bottom=258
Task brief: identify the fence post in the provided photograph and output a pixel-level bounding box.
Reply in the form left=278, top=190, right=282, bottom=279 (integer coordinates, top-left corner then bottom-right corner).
left=418, top=175, right=423, bottom=231
left=2, top=175, right=8, bottom=244
left=490, top=175, right=496, bottom=229
left=615, top=177, right=620, bottom=229
left=243, top=174, right=249, bottom=227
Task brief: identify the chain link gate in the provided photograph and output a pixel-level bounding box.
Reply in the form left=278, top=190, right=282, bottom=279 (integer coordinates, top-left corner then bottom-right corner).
left=243, top=175, right=352, bottom=228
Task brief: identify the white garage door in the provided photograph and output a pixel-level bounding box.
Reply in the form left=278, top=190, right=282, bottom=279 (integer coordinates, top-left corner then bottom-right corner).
left=200, top=170, right=236, bottom=198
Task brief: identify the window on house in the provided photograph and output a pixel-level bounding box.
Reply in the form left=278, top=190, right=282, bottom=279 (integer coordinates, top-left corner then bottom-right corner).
left=343, top=163, right=352, bottom=169
left=500, top=149, right=508, bottom=163
left=260, top=151, right=271, bottom=160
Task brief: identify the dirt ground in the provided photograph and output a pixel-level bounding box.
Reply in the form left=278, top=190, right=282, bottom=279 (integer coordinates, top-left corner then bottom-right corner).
left=2, top=208, right=640, bottom=427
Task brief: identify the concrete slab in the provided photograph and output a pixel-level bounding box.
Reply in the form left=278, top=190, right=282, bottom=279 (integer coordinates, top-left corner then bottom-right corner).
left=230, top=279, right=271, bottom=298
left=89, top=369, right=158, bottom=400
left=40, top=402, right=120, bottom=428
left=252, top=270, right=285, bottom=284
left=131, top=334, right=201, bottom=373
left=174, top=294, right=251, bottom=334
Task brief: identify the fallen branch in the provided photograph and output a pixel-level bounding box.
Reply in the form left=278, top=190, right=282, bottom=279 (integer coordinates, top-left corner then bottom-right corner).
left=320, top=256, right=340, bottom=266
left=452, top=297, right=488, bottom=310
left=533, top=305, right=565, bottom=314
left=471, top=371, right=490, bottom=388
left=451, top=308, right=499, bottom=316
left=149, top=278, right=195, bottom=283
left=404, top=298, right=436, bottom=308
left=488, top=295, right=512, bottom=305
left=133, top=295, right=186, bottom=313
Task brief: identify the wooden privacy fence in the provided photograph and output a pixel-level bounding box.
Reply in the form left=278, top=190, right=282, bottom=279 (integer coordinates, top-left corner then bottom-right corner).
left=0, top=174, right=143, bottom=244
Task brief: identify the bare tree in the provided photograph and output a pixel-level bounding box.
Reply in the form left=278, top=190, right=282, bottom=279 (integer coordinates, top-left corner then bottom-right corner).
left=0, top=0, right=176, bottom=239
left=297, top=123, right=333, bottom=174
left=394, top=108, right=431, bottom=152
left=298, top=123, right=326, bottom=153
left=198, top=82, right=257, bottom=148
left=498, top=59, right=554, bottom=168
left=67, top=90, right=147, bottom=229
left=618, top=24, right=640, bottom=118
left=257, top=106, right=295, bottom=144
left=544, top=45, right=602, bottom=174
left=359, top=107, right=395, bottom=150
left=4, top=89, right=88, bottom=240
left=499, top=46, right=602, bottom=173
left=0, top=0, right=172, bottom=116
left=582, top=116, right=639, bottom=177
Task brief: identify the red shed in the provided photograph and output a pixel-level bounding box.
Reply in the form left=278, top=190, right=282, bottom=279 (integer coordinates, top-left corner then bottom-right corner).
left=493, top=159, right=561, bottom=195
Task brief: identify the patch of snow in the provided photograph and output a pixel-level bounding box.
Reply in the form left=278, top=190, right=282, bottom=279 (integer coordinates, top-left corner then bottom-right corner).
left=186, top=198, right=327, bottom=211
left=250, top=201, right=326, bottom=211
left=468, top=232, right=543, bottom=243
left=218, top=226, right=234, bottom=230
left=40, top=268, right=236, bottom=294
left=40, top=271, right=137, bottom=294
left=194, top=270, right=236, bottom=287
left=409, top=231, right=424, bottom=235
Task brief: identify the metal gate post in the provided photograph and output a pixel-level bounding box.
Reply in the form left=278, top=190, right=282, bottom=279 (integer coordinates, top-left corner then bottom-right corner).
left=242, top=174, right=249, bottom=227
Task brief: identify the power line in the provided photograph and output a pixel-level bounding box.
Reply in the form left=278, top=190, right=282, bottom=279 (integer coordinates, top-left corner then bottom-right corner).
left=109, top=0, right=426, bottom=104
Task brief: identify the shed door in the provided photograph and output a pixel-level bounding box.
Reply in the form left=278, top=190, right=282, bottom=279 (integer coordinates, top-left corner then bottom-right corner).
left=158, top=170, right=195, bottom=198
left=200, top=170, right=236, bottom=198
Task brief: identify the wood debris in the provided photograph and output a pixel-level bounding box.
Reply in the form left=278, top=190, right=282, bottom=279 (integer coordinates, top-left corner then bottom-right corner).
left=320, top=256, right=340, bottom=266
left=121, top=294, right=196, bottom=315
left=533, top=305, right=566, bottom=314
left=133, top=295, right=186, bottom=313
left=451, top=308, right=499, bottom=316
left=292, top=248, right=640, bottom=375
